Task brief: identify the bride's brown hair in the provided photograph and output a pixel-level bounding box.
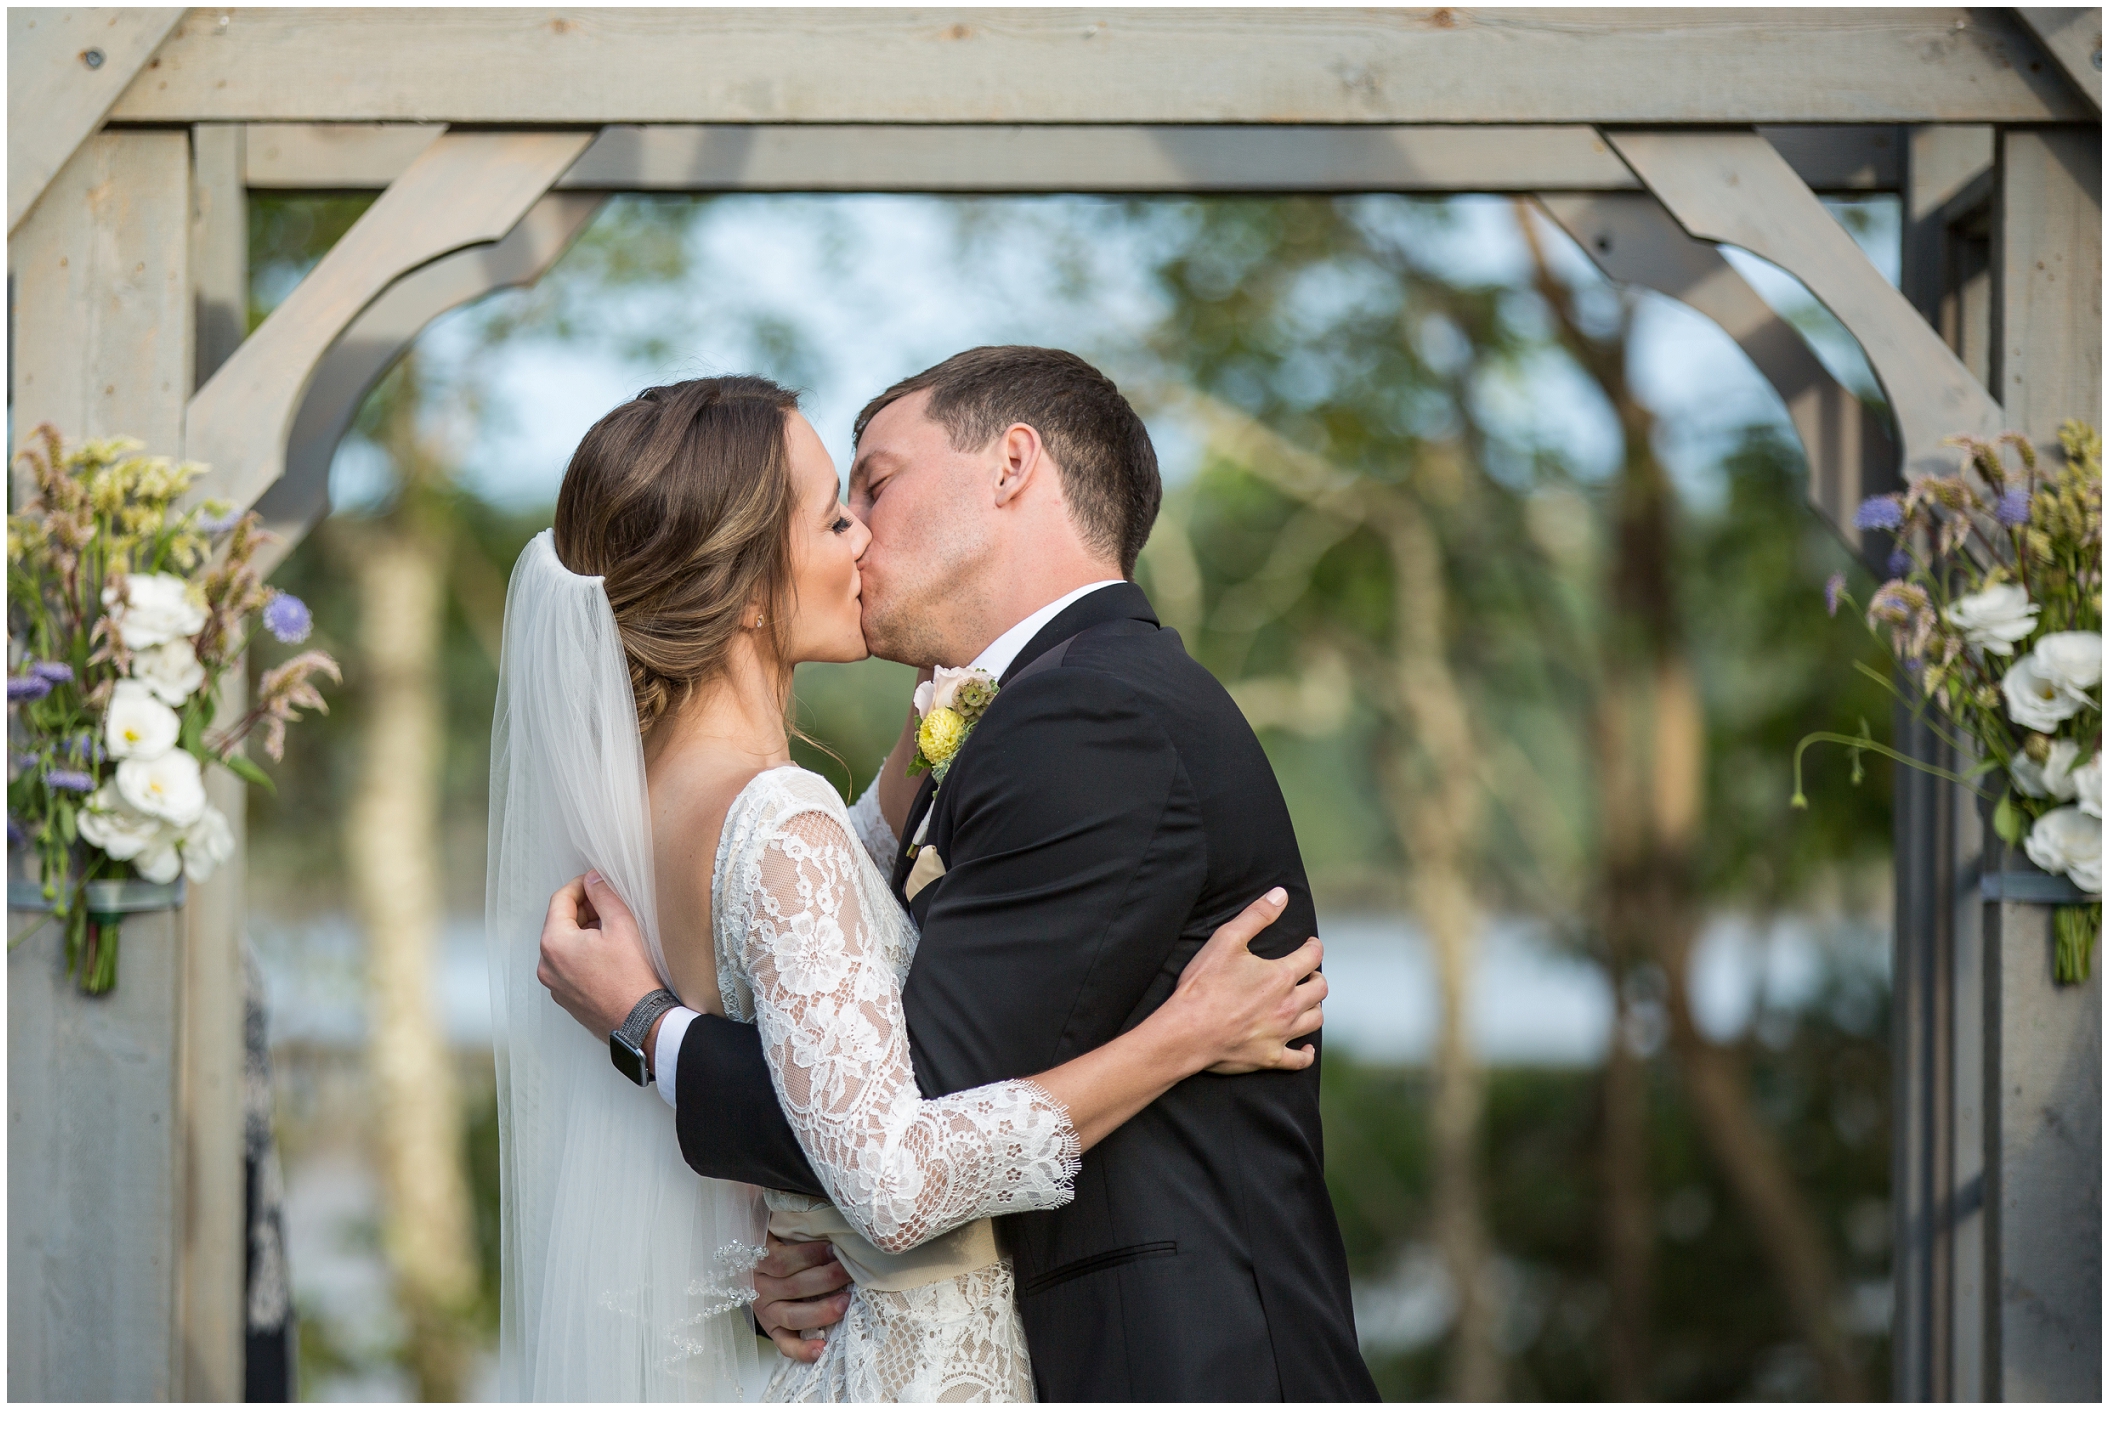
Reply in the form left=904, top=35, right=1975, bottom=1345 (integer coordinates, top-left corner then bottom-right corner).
left=553, top=375, right=801, bottom=735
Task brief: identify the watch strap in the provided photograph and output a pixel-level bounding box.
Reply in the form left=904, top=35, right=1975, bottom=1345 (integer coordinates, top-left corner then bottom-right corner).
left=611, top=988, right=680, bottom=1084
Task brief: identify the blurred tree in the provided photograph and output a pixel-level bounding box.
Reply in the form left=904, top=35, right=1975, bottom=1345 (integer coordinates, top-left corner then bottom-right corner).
left=1135, top=194, right=1894, bottom=1399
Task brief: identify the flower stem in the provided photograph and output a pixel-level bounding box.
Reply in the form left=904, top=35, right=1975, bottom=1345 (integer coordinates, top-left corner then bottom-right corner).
left=1790, top=731, right=1992, bottom=809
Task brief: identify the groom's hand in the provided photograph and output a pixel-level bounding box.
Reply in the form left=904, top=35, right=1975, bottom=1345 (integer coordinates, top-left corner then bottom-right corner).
left=538, top=871, right=663, bottom=1039
left=754, top=1236, right=852, bottom=1363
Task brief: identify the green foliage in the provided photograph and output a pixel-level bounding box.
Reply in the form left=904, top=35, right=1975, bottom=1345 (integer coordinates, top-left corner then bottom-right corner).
left=1324, top=948, right=1891, bottom=1400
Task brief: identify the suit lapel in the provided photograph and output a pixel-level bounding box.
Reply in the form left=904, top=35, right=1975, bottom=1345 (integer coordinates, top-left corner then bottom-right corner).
left=888, top=582, right=1162, bottom=911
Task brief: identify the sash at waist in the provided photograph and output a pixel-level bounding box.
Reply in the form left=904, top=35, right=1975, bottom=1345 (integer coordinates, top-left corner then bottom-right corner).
left=764, top=1191, right=1001, bottom=1294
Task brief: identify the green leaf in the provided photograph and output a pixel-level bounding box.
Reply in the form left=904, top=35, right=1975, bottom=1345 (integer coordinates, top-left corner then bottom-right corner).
left=1992, top=791, right=2028, bottom=845
left=56, top=801, right=77, bottom=845
left=218, top=751, right=276, bottom=793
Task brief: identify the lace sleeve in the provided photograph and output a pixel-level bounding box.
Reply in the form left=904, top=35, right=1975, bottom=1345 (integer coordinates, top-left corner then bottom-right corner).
left=845, top=771, right=899, bottom=874
left=738, top=805, right=1080, bottom=1253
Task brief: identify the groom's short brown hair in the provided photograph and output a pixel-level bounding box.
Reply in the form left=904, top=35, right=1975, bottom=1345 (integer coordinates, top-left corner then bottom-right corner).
left=853, top=346, right=1161, bottom=577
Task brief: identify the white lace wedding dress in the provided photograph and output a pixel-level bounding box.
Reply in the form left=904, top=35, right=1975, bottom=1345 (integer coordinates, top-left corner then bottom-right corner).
left=712, top=765, right=1081, bottom=1403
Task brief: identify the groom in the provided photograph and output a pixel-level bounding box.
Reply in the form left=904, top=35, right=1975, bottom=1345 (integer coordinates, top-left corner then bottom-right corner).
left=537, top=346, right=1377, bottom=1401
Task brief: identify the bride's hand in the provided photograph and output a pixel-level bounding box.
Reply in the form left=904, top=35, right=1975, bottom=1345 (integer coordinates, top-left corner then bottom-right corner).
left=1157, top=887, right=1326, bottom=1076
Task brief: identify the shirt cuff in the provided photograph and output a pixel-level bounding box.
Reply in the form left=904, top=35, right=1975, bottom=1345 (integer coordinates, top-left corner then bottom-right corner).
left=654, top=1006, right=697, bottom=1109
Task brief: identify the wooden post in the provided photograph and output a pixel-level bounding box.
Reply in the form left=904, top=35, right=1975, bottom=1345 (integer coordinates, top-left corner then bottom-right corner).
left=6, top=128, right=195, bottom=1401
left=1982, top=124, right=2103, bottom=1403
left=172, top=121, right=250, bottom=1404
left=1892, top=122, right=1996, bottom=1403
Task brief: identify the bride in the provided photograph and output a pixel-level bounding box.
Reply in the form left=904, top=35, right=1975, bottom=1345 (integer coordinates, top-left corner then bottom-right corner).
left=488, top=376, right=1326, bottom=1401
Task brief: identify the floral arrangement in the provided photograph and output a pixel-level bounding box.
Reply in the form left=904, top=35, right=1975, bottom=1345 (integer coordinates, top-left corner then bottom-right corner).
left=910, top=666, right=998, bottom=785
left=7, top=427, right=339, bottom=992
left=1795, top=421, right=2101, bottom=983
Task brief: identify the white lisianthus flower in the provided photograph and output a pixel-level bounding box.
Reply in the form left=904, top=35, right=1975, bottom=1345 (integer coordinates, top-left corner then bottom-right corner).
left=2011, top=738, right=2082, bottom=800
left=2003, top=651, right=2085, bottom=733
left=76, top=785, right=171, bottom=862
left=132, top=831, right=185, bottom=885
left=116, top=747, right=207, bottom=827
left=180, top=803, right=236, bottom=882
left=133, top=637, right=206, bottom=705
left=1943, top=582, right=2039, bottom=655
left=2030, top=631, right=2102, bottom=704
left=2023, top=805, right=2103, bottom=895
left=2075, top=753, right=2102, bottom=820
left=914, top=666, right=997, bottom=718
left=101, top=571, right=208, bottom=650
left=104, top=678, right=182, bottom=759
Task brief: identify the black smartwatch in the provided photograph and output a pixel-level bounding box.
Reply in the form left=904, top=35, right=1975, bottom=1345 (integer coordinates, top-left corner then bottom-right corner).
left=610, top=988, right=681, bottom=1087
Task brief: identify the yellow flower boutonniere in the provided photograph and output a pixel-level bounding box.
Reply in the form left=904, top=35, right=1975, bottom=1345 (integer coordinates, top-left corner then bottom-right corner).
left=910, top=666, right=999, bottom=785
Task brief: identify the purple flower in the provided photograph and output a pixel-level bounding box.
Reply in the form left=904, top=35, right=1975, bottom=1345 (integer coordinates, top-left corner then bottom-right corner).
left=64, top=734, right=104, bottom=764
left=44, top=769, right=93, bottom=793
left=1824, top=572, right=1848, bottom=617
left=30, top=660, right=73, bottom=685
left=6, top=817, right=24, bottom=848
left=1853, top=494, right=1904, bottom=532
left=199, top=510, right=240, bottom=536
left=1994, top=490, right=2032, bottom=526
left=263, top=593, right=313, bottom=644
left=7, top=675, right=52, bottom=703
left=1888, top=549, right=1912, bottom=577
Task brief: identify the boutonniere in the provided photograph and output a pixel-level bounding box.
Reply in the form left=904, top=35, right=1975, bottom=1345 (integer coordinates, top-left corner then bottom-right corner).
left=910, top=665, right=999, bottom=786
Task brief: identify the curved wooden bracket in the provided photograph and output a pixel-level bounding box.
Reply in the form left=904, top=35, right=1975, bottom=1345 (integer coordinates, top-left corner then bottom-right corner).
left=1536, top=190, right=1895, bottom=557
left=185, top=128, right=595, bottom=516
left=1608, top=129, right=2004, bottom=473
left=250, top=191, right=606, bottom=577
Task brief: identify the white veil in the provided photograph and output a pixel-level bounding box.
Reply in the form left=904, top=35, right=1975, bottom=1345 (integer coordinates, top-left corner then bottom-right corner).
left=487, top=530, right=768, bottom=1401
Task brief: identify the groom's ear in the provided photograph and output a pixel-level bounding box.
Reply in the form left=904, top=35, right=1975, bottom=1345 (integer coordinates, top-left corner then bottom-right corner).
left=990, top=422, right=1048, bottom=508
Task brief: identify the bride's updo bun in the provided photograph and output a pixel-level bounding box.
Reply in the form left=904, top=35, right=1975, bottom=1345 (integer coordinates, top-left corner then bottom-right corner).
left=554, top=375, right=800, bottom=735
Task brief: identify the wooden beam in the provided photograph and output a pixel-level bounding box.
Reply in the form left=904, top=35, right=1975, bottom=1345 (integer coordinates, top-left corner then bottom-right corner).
left=185, top=128, right=595, bottom=516
left=1609, top=129, right=2004, bottom=473
left=253, top=192, right=606, bottom=575
left=1994, top=128, right=2103, bottom=446
left=112, top=8, right=2091, bottom=127
left=1536, top=191, right=1895, bottom=550
left=2016, top=7, right=2103, bottom=111
left=7, top=8, right=185, bottom=235
left=7, top=130, right=193, bottom=1403
left=242, top=121, right=1916, bottom=197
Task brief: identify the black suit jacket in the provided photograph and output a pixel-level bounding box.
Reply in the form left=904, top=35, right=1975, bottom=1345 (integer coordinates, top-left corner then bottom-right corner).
left=673, top=583, right=1376, bottom=1401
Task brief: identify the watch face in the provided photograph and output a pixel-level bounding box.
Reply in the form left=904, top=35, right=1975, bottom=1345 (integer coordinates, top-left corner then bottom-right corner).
left=611, top=1033, right=650, bottom=1086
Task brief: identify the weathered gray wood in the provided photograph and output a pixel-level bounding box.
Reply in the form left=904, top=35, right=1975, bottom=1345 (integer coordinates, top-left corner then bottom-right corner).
left=254, top=191, right=606, bottom=575
left=1756, top=125, right=1903, bottom=192
left=109, top=8, right=2091, bottom=127
left=6, top=129, right=194, bottom=1404
left=1891, top=124, right=1998, bottom=1404
left=178, top=133, right=252, bottom=1402
left=1982, top=121, right=2103, bottom=1405
left=1537, top=190, right=1894, bottom=549
left=244, top=122, right=446, bottom=188
left=190, top=124, right=248, bottom=389
left=185, top=128, right=595, bottom=517
left=10, top=129, right=195, bottom=469
left=1995, top=128, right=2103, bottom=447
left=8, top=910, right=189, bottom=1400
left=2017, top=8, right=2103, bottom=111
left=245, top=121, right=1918, bottom=197
left=564, top=123, right=1639, bottom=193
left=6, top=7, right=185, bottom=234
left=1611, top=129, right=2005, bottom=474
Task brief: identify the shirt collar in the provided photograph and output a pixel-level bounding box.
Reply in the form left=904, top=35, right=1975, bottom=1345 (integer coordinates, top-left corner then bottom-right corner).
left=968, top=580, right=1125, bottom=680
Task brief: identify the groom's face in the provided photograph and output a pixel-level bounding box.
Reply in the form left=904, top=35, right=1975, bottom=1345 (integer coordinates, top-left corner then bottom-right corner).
left=848, top=391, right=993, bottom=668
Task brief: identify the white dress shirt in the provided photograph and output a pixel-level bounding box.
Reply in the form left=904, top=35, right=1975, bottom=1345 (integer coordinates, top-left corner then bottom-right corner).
left=650, top=578, right=1125, bottom=1106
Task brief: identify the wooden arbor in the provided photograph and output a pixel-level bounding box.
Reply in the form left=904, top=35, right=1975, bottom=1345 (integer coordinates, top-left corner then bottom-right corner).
left=6, top=7, right=2100, bottom=1402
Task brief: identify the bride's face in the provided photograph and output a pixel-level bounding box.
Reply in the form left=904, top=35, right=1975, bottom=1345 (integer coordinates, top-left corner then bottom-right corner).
left=781, top=412, right=871, bottom=666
